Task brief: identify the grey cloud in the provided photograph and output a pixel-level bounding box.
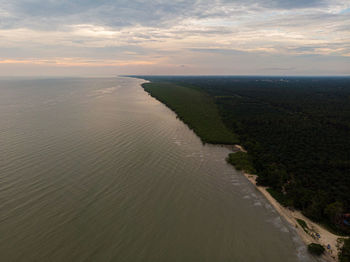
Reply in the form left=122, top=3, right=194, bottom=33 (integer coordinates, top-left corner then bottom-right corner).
left=254, top=12, right=350, bottom=28
left=220, top=0, right=333, bottom=10
left=0, top=0, right=200, bottom=29
left=259, top=0, right=328, bottom=9
left=189, top=48, right=247, bottom=55
left=0, top=0, right=344, bottom=30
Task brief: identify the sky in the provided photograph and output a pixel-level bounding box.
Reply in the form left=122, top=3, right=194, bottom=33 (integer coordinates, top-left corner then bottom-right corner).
left=0, top=0, right=349, bottom=76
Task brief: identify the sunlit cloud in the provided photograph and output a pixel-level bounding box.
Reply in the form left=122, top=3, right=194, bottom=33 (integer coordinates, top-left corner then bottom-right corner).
left=0, top=0, right=349, bottom=75
left=0, top=58, right=157, bottom=67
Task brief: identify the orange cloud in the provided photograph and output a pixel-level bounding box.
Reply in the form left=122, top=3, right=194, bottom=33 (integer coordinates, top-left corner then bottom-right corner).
left=0, top=58, right=156, bottom=67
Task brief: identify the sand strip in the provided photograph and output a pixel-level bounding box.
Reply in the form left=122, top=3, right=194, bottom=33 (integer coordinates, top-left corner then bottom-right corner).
left=243, top=172, right=344, bottom=262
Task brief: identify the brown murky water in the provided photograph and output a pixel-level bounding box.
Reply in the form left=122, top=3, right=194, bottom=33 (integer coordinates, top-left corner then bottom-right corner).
left=0, top=77, right=316, bottom=261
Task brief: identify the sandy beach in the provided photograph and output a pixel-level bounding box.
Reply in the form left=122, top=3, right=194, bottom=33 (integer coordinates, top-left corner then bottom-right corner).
left=232, top=144, right=346, bottom=261
left=243, top=172, right=344, bottom=262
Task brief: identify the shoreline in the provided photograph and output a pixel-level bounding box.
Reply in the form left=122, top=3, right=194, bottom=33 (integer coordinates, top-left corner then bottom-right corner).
left=242, top=172, right=343, bottom=262
left=139, top=80, right=346, bottom=261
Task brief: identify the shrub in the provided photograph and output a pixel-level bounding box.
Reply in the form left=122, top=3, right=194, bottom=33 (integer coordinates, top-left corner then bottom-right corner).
left=296, top=218, right=309, bottom=233
left=340, top=238, right=350, bottom=262
left=307, top=243, right=325, bottom=256
left=226, top=152, right=256, bottom=174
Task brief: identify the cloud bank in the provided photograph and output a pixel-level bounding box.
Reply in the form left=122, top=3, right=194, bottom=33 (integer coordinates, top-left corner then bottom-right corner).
left=0, top=0, right=349, bottom=76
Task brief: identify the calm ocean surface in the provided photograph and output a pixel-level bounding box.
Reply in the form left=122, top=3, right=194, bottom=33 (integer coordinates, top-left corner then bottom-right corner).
left=0, top=77, right=316, bottom=261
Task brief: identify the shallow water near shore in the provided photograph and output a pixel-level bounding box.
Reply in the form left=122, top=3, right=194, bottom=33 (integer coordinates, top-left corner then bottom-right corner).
left=0, top=77, right=317, bottom=261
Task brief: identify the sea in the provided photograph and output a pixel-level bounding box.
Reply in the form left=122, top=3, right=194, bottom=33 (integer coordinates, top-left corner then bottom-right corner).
left=0, top=77, right=317, bottom=261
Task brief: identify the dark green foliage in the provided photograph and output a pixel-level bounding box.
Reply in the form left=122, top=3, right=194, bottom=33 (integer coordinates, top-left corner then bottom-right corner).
left=302, top=191, right=328, bottom=222
left=266, top=188, right=290, bottom=207
left=308, top=243, right=325, bottom=256
left=256, top=163, right=288, bottom=191
left=324, top=202, right=344, bottom=225
left=340, top=238, right=350, bottom=262
left=138, top=76, right=350, bottom=233
left=296, top=218, right=309, bottom=233
left=142, top=82, right=238, bottom=144
left=226, top=152, right=256, bottom=174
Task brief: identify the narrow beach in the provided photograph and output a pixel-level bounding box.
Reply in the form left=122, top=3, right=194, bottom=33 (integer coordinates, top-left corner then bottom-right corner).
left=241, top=170, right=343, bottom=262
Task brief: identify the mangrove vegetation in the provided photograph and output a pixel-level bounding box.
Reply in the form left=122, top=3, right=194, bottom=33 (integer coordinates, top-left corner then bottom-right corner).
left=142, top=82, right=238, bottom=144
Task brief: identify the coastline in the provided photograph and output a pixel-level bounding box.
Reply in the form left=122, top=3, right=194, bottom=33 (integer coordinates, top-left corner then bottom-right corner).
left=139, top=80, right=346, bottom=261
left=242, top=171, right=343, bottom=262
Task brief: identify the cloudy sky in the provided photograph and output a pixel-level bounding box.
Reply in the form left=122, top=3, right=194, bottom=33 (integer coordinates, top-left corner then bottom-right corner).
left=0, top=0, right=349, bottom=76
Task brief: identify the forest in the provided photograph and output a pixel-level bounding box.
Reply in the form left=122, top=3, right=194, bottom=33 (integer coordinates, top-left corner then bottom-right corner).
left=142, top=82, right=238, bottom=144
left=139, top=76, right=350, bottom=233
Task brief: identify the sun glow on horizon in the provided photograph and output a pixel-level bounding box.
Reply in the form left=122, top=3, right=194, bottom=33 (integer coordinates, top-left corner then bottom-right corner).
left=0, top=0, right=349, bottom=76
